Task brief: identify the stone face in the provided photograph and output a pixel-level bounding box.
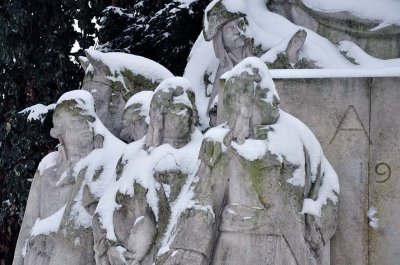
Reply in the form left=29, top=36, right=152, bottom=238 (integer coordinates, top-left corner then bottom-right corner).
left=160, top=59, right=339, bottom=265
left=145, top=79, right=198, bottom=149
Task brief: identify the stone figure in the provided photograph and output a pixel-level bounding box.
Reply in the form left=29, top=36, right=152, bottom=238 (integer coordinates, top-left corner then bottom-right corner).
left=80, top=49, right=173, bottom=136
left=158, top=58, right=339, bottom=265
left=203, top=0, right=254, bottom=126
left=145, top=77, right=198, bottom=149
left=13, top=93, right=97, bottom=265
left=93, top=77, right=199, bottom=265
left=120, top=91, right=154, bottom=143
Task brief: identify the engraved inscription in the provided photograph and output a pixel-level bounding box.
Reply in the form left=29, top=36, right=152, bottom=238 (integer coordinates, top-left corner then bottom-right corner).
left=375, top=162, right=391, bottom=183
left=329, top=105, right=371, bottom=144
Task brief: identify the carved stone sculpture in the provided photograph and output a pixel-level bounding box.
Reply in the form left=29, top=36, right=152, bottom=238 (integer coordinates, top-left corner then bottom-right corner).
left=145, top=77, right=198, bottom=149
left=203, top=0, right=254, bottom=126
left=120, top=91, right=154, bottom=143
left=93, top=77, right=200, bottom=265
left=158, top=58, right=339, bottom=265
left=80, top=50, right=173, bottom=136
left=13, top=92, right=96, bottom=265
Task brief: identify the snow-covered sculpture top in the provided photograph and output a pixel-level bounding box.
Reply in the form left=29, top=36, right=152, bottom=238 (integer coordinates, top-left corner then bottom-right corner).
left=145, top=77, right=198, bottom=149
left=158, top=58, right=339, bottom=265
left=80, top=50, right=173, bottom=136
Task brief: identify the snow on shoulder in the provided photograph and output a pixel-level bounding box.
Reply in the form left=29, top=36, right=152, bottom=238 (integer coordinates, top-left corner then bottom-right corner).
left=85, top=49, right=173, bottom=83
left=31, top=204, right=67, bottom=237
left=267, top=111, right=339, bottom=217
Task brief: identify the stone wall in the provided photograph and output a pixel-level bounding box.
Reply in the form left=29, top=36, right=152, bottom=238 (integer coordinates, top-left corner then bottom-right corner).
left=274, top=76, right=400, bottom=265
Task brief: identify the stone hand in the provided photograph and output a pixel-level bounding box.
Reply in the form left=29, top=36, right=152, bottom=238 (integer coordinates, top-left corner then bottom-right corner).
left=305, top=215, right=324, bottom=254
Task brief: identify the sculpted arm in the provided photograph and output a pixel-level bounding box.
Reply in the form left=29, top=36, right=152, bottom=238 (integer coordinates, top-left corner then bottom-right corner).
left=13, top=171, right=42, bottom=265
left=303, top=148, right=338, bottom=255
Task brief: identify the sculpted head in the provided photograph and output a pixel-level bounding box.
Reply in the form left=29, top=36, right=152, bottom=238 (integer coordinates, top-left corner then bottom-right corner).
left=145, top=77, right=198, bottom=149
left=203, top=1, right=253, bottom=68
left=50, top=91, right=97, bottom=163
left=120, top=91, right=153, bottom=143
left=223, top=57, right=280, bottom=143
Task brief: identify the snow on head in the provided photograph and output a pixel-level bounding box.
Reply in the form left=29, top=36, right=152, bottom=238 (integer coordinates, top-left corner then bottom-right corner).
left=155, top=77, right=194, bottom=108
left=57, top=90, right=96, bottom=116
left=125, top=91, right=154, bottom=110
left=155, top=77, right=193, bottom=93
left=221, top=57, right=279, bottom=103
left=85, top=49, right=173, bottom=83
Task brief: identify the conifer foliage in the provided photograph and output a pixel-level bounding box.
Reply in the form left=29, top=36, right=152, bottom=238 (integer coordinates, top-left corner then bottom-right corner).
left=97, top=0, right=211, bottom=75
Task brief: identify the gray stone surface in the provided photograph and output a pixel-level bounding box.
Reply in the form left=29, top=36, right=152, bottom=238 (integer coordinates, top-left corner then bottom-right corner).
left=369, top=77, right=400, bottom=265
left=275, top=76, right=400, bottom=265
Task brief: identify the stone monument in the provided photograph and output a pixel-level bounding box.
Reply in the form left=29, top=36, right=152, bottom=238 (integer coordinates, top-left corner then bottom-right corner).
left=158, top=58, right=339, bottom=265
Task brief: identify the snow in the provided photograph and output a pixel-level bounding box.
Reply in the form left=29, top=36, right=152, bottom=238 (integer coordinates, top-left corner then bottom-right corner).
left=269, top=68, right=400, bottom=79
left=125, top=91, right=153, bottom=123
left=155, top=77, right=193, bottom=93
left=221, top=57, right=279, bottom=103
left=20, top=103, right=56, bottom=123
left=231, top=140, right=268, bottom=161
left=95, top=129, right=203, bottom=241
left=85, top=49, right=173, bottom=84
left=154, top=77, right=194, bottom=109
left=57, top=90, right=96, bottom=115
left=301, top=0, right=400, bottom=29
left=31, top=204, right=66, bottom=237
left=37, top=152, right=59, bottom=175
left=368, top=207, right=380, bottom=229
left=134, top=216, right=145, bottom=226
left=204, top=125, right=230, bottom=152
left=183, top=34, right=219, bottom=129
